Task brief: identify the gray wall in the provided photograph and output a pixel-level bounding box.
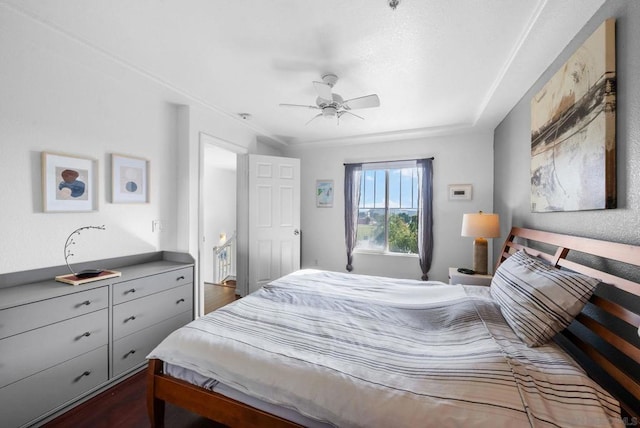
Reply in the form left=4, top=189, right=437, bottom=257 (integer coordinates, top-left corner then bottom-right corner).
left=493, top=0, right=640, bottom=412
left=494, top=0, right=640, bottom=260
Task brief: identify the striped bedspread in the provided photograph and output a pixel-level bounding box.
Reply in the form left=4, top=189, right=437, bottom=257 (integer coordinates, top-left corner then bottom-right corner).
left=148, top=270, right=622, bottom=427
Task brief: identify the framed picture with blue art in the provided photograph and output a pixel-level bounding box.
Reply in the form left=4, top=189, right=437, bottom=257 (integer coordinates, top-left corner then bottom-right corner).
left=42, top=152, right=97, bottom=212
left=316, top=179, right=334, bottom=208
left=112, top=154, right=149, bottom=203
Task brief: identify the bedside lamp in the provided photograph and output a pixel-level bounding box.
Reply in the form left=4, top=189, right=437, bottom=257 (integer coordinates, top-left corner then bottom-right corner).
left=461, top=211, right=500, bottom=275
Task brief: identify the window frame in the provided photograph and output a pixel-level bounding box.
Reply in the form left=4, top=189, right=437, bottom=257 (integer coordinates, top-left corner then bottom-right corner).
left=355, top=160, right=419, bottom=256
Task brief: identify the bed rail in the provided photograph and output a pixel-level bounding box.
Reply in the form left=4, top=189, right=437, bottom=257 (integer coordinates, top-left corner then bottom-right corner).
left=497, top=227, right=640, bottom=418
left=147, top=359, right=303, bottom=428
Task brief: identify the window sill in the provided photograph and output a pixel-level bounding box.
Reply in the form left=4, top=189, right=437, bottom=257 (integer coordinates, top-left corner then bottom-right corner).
left=353, top=250, right=419, bottom=258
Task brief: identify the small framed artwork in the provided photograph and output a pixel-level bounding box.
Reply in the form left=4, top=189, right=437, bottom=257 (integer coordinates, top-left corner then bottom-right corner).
left=42, top=152, right=97, bottom=212
left=448, top=184, right=472, bottom=201
left=112, top=154, right=149, bottom=203
left=316, top=179, right=334, bottom=208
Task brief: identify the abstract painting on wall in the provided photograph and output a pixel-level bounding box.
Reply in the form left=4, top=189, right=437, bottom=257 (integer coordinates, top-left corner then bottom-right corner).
left=42, top=152, right=97, bottom=212
left=530, top=19, right=616, bottom=212
left=112, top=154, right=149, bottom=203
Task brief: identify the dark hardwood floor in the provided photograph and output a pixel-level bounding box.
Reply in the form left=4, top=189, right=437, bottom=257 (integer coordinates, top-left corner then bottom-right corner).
left=45, top=284, right=238, bottom=427
left=43, top=369, right=222, bottom=428
left=204, top=282, right=238, bottom=314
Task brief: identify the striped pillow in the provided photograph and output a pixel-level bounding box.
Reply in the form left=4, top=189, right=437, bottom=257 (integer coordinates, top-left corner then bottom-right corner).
left=490, top=250, right=599, bottom=347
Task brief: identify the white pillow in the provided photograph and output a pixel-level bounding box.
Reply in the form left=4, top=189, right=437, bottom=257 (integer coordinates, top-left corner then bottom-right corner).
left=491, top=250, right=599, bottom=347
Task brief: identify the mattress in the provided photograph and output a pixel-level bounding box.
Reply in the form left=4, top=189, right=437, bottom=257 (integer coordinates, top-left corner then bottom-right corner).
left=148, top=269, right=622, bottom=427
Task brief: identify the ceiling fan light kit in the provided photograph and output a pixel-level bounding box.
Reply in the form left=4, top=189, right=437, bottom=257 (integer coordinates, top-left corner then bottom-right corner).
left=322, top=106, right=337, bottom=118
left=280, top=73, right=380, bottom=125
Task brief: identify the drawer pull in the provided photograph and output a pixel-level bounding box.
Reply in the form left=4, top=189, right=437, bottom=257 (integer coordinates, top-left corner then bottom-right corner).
left=125, top=288, right=136, bottom=295
left=176, top=298, right=185, bottom=304
left=76, top=300, right=92, bottom=308
left=74, top=371, right=92, bottom=382
left=124, top=349, right=136, bottom=358
left=176, top=275, right=185, bottom=281
left=124, top=316, right=136, bottom=323
left=76, top=331, right=92, bottom=340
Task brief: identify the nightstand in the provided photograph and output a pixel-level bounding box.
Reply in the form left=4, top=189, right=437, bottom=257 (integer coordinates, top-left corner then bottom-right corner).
left=449, top=267, right=493, bottom=286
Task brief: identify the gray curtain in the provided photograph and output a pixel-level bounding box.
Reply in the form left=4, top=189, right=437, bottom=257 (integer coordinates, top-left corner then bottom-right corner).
left=417, top=158, right=434, bottom=280
left=344, top=163, right=362, bottom=272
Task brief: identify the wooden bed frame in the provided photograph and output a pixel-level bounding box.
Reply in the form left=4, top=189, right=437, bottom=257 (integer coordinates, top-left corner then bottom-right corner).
left=147, top=227, right=640, bottom=427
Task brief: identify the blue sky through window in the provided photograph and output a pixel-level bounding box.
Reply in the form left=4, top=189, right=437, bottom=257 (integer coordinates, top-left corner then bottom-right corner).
left=360, top=167, right=418, bottom=210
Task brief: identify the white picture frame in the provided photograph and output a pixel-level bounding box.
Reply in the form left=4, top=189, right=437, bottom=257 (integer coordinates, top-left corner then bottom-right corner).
left=316, top=179, right=334, bottom=207
left=42, top=152, right=97, bottom=212
left=448, top=184, right=472, bottom=200
left=112, top=154, right=149, bottom=203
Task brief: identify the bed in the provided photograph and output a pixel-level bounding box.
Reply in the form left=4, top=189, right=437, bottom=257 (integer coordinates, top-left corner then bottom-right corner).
left=146, top=227, right=640, bottom=427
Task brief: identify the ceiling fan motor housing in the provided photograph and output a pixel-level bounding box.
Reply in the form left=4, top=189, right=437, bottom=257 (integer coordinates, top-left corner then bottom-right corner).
left=322, top=106, right=337, bottom=118
left=321, top=73, right=338, bottom=87
left=316, top=93, right=344, bottom=108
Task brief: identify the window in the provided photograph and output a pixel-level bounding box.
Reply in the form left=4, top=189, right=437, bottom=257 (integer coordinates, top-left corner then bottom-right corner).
left=356, top=161, right=419, bottom=254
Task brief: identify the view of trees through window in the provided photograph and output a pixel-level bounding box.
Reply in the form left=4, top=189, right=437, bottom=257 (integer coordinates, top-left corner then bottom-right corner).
left=356, top=165, right=419, bottom=253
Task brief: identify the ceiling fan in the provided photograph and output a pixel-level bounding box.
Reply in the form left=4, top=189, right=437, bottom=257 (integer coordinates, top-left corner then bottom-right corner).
left=279, top=73, right=380, bottom=125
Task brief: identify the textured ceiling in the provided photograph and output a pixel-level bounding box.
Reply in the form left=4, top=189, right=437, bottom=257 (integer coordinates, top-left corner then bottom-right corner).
left=3, top=0, right=605, bottom=147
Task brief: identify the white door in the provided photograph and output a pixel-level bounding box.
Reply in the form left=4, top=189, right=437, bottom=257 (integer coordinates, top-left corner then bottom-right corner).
left=247, top=154, right=300, bottom=294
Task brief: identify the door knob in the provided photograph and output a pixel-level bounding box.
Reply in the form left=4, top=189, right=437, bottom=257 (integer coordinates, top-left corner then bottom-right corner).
left=294, top=229, right=300, bottom=235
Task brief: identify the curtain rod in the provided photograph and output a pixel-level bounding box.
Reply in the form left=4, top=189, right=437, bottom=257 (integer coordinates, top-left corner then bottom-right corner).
left=343, top=156, right=434, bottom=166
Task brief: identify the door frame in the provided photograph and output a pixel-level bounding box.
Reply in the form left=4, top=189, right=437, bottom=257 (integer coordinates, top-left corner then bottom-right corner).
left=197, top=132, right=247, bottom=317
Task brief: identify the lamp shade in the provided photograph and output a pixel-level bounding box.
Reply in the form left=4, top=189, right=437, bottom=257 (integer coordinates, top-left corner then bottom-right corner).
left=461, top=212, right=500, bottom=238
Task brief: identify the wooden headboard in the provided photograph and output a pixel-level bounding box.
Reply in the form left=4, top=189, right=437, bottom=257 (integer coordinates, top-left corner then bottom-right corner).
left=497, top=227, right=640, bottom=418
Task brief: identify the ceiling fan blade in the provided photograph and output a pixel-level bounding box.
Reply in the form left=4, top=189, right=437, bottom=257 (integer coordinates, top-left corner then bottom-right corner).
left=305, top=113, right=323, bottom=125
left=279, top=103, right=320, bottom=110
left=339, top=110, right=365, bottom=120
left=343, top=94, right=380, bottom=110
left=312, top=81, right=333, bottom=101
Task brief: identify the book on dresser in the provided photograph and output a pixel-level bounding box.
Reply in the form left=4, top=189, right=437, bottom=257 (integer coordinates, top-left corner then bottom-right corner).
left=0, top=251, right=194, bottom=428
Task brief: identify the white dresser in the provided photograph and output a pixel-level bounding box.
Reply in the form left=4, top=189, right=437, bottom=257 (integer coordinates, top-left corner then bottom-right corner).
left=0, top=251, right=194, bottom=428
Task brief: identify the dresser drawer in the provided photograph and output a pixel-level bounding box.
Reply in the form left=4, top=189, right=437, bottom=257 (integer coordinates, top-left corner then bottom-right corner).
left=0, top=308, right=107, bottom=389
left=0, top=286, right=108, bottom=340
left=112, top=310, right=192, bottom=377
left=112, top=267, right=192, bottom=304
left=113, top=283, right=192, bottom=340
left=0, top=345, right=108, bottom=428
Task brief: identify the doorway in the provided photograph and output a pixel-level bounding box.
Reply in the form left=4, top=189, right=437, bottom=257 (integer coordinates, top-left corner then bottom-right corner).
left=197, top=137, right=301, bottom=316
left=198, top=133, right=246, bottom=315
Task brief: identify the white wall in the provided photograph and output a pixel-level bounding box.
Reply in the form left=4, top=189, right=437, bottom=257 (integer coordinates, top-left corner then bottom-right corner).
left=0, top=5, right=272, bottom=276
left=0, top=7, right=182, bottom=273
left=285, top=131, right=495, bottom=283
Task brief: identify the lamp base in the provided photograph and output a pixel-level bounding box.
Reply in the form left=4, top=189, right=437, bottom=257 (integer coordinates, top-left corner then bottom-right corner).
left=472, top=238, right=488, bottom=275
